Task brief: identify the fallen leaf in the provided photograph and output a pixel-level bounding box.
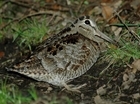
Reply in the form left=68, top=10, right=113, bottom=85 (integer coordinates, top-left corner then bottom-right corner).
left=0, top=51, right=5, bottom=58
left=101, top=3, right=115, bottom=23
left=131, top=59, right=140, bottom=73
left=96, top=85, right=107, bottom=95
left=94, top=95, right=120, bottom=104
left=130, top=0, right=140, bottom=9
left=123, top=73, right=129, bottom=81
left=122, top=72, right=136, bottom=89
left=132, top=93, right=140, bottom=99
left=101, top=0, right=122, bottom=23
left=46, top=0, right=54, bottom=3
left=111, top=26, right=122, bottom=41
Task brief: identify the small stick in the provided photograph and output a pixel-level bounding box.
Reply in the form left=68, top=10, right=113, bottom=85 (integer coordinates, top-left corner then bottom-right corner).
left=0, top=10, right=66, bottom=30
left=115, top=11, right=140, bottom=41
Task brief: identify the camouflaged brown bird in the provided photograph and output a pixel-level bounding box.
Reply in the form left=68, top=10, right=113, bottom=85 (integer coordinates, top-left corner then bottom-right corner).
left=7, top=16, right=114, bottom=92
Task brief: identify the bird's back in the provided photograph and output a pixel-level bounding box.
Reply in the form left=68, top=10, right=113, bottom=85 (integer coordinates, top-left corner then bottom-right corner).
left=7, top=16, right=113, bottom=86
left=8, top=29, right=100, bottom=86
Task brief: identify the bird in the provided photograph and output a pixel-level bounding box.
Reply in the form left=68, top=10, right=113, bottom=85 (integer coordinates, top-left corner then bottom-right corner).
left=7, top=16, right=114, bottom=93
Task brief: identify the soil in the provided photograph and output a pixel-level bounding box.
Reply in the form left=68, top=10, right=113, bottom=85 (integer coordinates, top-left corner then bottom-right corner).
left=0, top=0, right=140, bottom=103
left=0, top=40, right=140, bottom=104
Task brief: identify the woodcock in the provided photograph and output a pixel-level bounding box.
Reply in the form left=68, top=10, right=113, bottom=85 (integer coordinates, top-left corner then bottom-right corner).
left=7, top=16, right=114, bottom=92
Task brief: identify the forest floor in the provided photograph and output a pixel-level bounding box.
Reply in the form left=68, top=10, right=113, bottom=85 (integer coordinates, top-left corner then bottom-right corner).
left=0, top=0, right=140, bottom=104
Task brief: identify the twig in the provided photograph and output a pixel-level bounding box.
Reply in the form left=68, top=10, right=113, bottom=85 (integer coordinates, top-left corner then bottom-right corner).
left=10, top=0, right=31, bottom=8
left=46, top=15, right=56, bottom=26
left=99, top=58, right=115, bottom=75
left=76, top=0, right=85, bottom=14
left=0, top=0, right=9, bottom=8
left=131, top=30, right=140, bottom=40
left=18, top=10, right=66, bottom=22
left=115, top=11, right=140, bottom=41
left=0, top=10, right=66, bottom=30
left=106, top=10, right=122, bottom=23
left=0, top=18, right=19, bottom=30
left=110, top=24, right=140, bottom=27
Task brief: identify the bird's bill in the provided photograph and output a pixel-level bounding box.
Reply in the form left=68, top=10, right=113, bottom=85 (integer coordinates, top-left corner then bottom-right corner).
left=95, top=29, right=115, bottom=43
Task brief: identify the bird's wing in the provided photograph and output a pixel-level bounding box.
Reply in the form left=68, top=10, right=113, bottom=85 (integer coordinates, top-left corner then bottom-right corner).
left=7, top=28, right=100, bottom=82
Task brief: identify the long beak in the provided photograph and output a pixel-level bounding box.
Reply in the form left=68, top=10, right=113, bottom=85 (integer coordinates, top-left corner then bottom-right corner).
left=95, top=29, right=115, bottom=44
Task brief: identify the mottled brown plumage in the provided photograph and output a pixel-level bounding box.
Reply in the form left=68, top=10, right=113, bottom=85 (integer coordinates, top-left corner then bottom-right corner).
left=7, top=16, right=114, bottom=92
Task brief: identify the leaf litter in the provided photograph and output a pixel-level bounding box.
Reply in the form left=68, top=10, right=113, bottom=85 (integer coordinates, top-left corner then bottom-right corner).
left=0, top=0, right=140, bottom=103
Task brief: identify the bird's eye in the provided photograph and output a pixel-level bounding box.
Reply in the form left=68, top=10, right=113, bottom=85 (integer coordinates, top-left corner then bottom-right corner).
left=85, top=20, right=90, bottom=25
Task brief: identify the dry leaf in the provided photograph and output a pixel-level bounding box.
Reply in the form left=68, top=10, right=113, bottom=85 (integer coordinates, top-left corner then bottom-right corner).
left=101, top=3, right=115, bottom=23
left=0, top=51, right=5, bottom=58
left=131, top=59, right=140, bottom=73
left=112, top=26, right=122, bottom=37
left=94, top=95, right=119, bottom=104
left=101, top=0, right=122, bottom=23
left=96, top=85, right=107, bottom=95
left=131, top=0, right=140, bottom=9
left=111, top=26, right=122, bottom=41
left=46, top=0, right=54, bottom=3
left=123, top=73, right=129, bottom=81
left=132, top=93, right=140, bottom=99
left=122, top=72, right=136, bottom=89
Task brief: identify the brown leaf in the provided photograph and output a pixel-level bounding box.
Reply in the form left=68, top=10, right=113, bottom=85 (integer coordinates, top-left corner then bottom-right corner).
left=46, top=0, right=54, bottom=3
left=0, top=51, right=5, bottom=58
left=131, top=59, right=140, bottom=73
left=101, top=0, right=122, bottom=24
left=101, top=0, right=113, bottom=3
left=101, top=3, right=116, bottom=23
